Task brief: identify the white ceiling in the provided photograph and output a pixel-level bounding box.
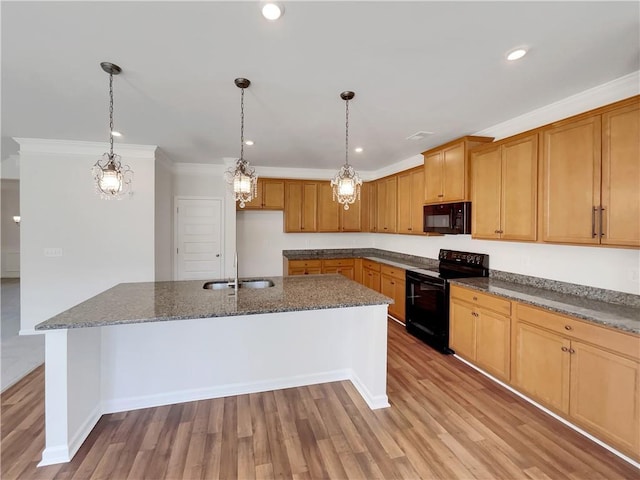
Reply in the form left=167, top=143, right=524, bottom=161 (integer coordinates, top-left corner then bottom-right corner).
left=2, top=1, right=639, bottom=171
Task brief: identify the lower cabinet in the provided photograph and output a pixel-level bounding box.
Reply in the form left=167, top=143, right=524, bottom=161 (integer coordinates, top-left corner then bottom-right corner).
left=513, top=303, right=640, bottom=460
left=380, top=264, right=405, bottom=321
left=286, top=258, right=355, bottom=280
left=362, top=259, right=381, bottom=292
left=287, top=259, right=322, bottom=275
left=449, top=285, right=511, bottom=381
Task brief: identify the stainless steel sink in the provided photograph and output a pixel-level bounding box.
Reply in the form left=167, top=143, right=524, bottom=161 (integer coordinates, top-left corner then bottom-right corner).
left=240, top=279, right=275, bottom=289
left=203, top=279, right=275, bottom=290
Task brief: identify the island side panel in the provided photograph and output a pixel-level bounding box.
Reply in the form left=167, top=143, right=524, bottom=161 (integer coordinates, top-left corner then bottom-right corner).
left=99, top=307, right=388, bottom=414
left=39, top=327, right=102, bottom=467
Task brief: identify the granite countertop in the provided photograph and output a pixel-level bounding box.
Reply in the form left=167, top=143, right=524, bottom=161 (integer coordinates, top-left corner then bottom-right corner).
left=450, top=277, right=640, bottom=335
left=35, top=275, right=393, bottom=331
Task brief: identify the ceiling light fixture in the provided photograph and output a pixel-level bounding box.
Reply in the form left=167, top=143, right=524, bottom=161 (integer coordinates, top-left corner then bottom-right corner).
left=224, top=78, right=258, bottom=208
left=244, top=140, right=254, bottom=146
left=507, top=48, right=527, bottom=61
left=355, top=147, right=363, bottom=153
left=13, top=215, right=20, bottom=225
left=331, top=91, right=362, bottom=210
left=261, top=2, right=284, bottom=20
left=92, top=62, right=133, bottom=199
left=111, top=130, right=122, bottom=137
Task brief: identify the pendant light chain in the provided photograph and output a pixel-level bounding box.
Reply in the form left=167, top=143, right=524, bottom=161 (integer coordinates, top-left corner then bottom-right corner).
left=345, top=97, right=349, bottom=167
left=240, top=86, right=245, bottom=162
left=108, top=72, right=114, bottom=158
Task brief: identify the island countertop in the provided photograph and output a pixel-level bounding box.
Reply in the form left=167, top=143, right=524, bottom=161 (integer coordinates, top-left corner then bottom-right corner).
left=35, top=274, right=393, bottom=330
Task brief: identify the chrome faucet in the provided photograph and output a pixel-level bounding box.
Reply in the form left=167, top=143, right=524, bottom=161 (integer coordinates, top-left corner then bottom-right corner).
left=228, top=252, right=239, bottom=294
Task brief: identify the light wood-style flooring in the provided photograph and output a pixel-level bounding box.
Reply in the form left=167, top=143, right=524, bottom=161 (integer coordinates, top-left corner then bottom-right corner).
left=2, top=320, right=637, bottom=479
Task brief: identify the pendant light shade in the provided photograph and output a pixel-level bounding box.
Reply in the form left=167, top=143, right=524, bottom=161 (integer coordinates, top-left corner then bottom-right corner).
left=224, top=78, right=258, bottom=208
left=92, top=62, right=133, bottom=199
left=331, top=91, right=362, bottom=210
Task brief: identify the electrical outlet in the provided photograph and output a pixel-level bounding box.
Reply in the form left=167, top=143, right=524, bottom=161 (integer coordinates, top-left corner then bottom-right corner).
left=44, top=248, right=63, bottom=257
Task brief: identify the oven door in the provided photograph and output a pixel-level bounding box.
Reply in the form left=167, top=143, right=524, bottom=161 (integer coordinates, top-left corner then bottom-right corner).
left=405, top=272, right=451, bottom=353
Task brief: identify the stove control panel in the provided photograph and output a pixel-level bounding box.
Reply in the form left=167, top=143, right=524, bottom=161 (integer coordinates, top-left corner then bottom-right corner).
left=439, top=249, right=489, bottom=267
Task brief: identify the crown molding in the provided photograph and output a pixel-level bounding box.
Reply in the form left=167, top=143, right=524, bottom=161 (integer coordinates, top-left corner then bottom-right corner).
left=173, top=162, right=227, bottom=176
left=367, top=155, right=423, bottom=180
left=475, top=70, right=640, bottom=140
left=14, top=138, right=158, bottom=158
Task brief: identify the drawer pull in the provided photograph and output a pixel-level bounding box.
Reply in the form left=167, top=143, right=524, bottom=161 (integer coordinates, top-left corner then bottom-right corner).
left=564, top=325, right=572, bottom=331
left=561, top=346, right=569, bottom=352
left=569, top=348, right=575, bottom=354
left=473, top=296, right=478, bottom=301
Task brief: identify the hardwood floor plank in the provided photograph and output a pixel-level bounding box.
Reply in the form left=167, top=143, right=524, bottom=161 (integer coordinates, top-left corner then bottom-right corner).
left=2, top=320, right=638, bottom=479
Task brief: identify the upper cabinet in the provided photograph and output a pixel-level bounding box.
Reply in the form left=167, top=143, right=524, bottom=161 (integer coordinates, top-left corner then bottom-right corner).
left=423, top=136, right=493, bottom=204
left=316, top=181, right=362, bottom=232
left=376, top=176, right=397, bottom=233
left=471, top=133, right=538, bottom=241
left=397, top=167, right=425, bottom=234
left=238, top=178, right=285, bottom=210
left=284, top=181, right=318, bottom=232
left=541, top=97, right=639, bottom=247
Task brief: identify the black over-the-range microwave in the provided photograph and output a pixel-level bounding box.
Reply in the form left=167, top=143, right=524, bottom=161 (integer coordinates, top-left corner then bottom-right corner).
left=423, top=202, right=472, bottom=234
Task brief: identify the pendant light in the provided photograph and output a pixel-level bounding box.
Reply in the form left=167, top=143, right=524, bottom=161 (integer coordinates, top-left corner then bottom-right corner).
left=331, top=91, right=362, bottom=210
left=92, top=62, right=133, bottom=199
left=224, top=78, right=258, bottom=208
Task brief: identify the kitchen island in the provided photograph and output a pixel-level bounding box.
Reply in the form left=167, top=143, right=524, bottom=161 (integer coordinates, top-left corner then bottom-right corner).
left=34, top=275, right=392, bottom=466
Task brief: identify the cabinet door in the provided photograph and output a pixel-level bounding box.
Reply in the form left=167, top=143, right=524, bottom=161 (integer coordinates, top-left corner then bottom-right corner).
left=424, top=151, right=443, bottom=203
left=542, top=116, right=601, bottom=244
left=288, top=267, right=306, bottom=276
left=341, top=196, right=362, bottom=232
left=471, top=145, right=502, bottom=239
left=302, top=182, right=318, bottom=232
left=376, top=180, right=387, bottom=232
left=442, top=142, right=467, bottom=202
left=317, top=182, right=340, bottom=232
left=475, top=309, right=511, bottom=381
left=513, top=321, right=571, bottom=414
left=284, top=181, right=303, bottom=232
left=601, top=102, right=640, bottom=247
left=362, top=182, right=377, bottom=232
left=262, top=179, right=285, bottom=210
left=381, top=275, right=396, bottom=317
left=396, top=171, right=412, bottom=233
left=394, top=278, right=406, bottom=321
left=239, top=177, right=264, bottom=210
left=384, top=176, right=397, bottom=233
left=569, top=341, right=640, bottom=456
left=449, top=299, right=476, bottom=361
left=501, top=134, right=538, bottom=241
left=410, top=169, right=425, bottom=235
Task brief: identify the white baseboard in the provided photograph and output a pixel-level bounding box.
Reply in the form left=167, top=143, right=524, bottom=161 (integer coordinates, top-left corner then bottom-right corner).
left=453, top=355, right=640, bottom=469
left=350, top=372, right=390, bottom=410
left=102, top=369, right=353, bottom=414
left=38, top=404, right=102, bottom=467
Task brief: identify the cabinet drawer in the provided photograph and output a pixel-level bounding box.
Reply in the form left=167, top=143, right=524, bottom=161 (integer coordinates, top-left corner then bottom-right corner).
left=288, top=259, right=322, bottom=268
left=450, top=285, right=511, bottom=316
left=380, top=264, right=405, bottom=280
left=362, top=259, right=381, bottom=271
left=516, top=303, right=640, bottom=360
left=323, top=258, right=355, bottom=267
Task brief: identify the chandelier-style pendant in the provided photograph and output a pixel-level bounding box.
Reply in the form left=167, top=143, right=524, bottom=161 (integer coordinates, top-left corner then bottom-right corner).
left=224, top=78, right=258, bottom=208
left=93, top=62, right=133, bottom=199
left=331, top=91, right=362, bottom=210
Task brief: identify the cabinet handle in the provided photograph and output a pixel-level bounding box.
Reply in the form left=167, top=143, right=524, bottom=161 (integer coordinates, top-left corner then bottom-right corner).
left=494, top=230, right=500, bottom=234
left=569, top=348, right=575, bottom=354
left=473, top=296, right=478, bottom=301
left=408, top=227, right=412, bottom=231
left=391, top=281, right=395, bottom=285
left=564, top=325, right=572, bottom=331
left=599, top=206, right=605, bottom=238
left=498, top=230, right=504, bottom=234
left=591, top=206, right=597, bottom=238
left=438, top=194, right=444, bottom=197
left=561, top=346, right=569, bottom=352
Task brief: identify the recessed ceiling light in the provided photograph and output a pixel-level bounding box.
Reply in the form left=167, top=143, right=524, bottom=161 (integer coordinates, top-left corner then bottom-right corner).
left=355, top=147, right=363, bottom=153
left=111, top=130, right=122, bottom=137
left=507, top=48, right=527, bottom=61
left=245, top=140, right=254, bottom=146
left=262, top=2, right=284, bottom=21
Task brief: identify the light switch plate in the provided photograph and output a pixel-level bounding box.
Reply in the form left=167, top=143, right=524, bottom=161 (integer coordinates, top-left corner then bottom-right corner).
left=44, top=248, right=63, bottom=257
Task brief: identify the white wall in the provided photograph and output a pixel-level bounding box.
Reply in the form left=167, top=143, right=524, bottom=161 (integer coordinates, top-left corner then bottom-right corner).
left=1, top=179, right=20, bottom=277
left=154, top=152, right=174, bottom=281
left=18, top=139, right=157, bottom=332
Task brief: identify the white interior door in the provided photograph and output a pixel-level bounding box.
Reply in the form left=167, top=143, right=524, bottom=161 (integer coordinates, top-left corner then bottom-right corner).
left=175, top=198, right=223, bottom=280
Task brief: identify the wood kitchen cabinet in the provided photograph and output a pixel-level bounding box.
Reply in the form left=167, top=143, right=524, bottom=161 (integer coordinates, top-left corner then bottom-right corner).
left=449, top=285, right=512, bottom=381
left=380, top=264, right=405, bottom=321
left=397, top=167, right=425, bottom=235
left=321, top=258, right=355, bottom=280
left=471, top=133, right=538, bottom=241
left=318, top=182, right=362, bottom=232
left=541, top=97, right=640, bottom=247
left=513, top=303, right=640, bottom=459
left=238, top=178, right=285, bottom=210
left=423, top=136, right=493, bottom=204
left=286, top=259, right=322, bottom=275
left=362, top=182, right=377, bottom=232
left=362, top=259, right=381, bottom=292
left=284, top=181, right=318, bottom=232
left=376, top=176, right=397, bottom=233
